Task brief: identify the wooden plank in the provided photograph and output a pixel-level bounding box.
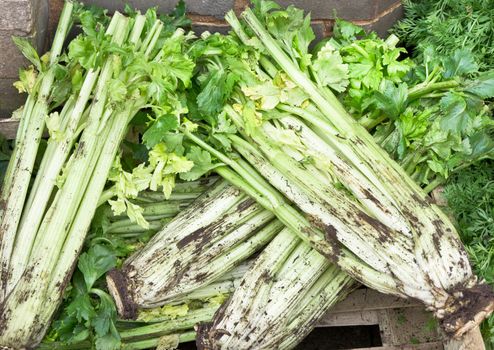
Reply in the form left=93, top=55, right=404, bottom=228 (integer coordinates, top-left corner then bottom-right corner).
left=317, top=289, right=420, bottom=327
left=349, top=343, right=443, bottom=350
left=330, top=288, right=421, bottom=313
left=378, top=308, right=440, bottom=347
left=318, top=310, right=379, bottom=327
left=444, top=327, right=485, bottom=350
left=0, top=118, right=20, bottom=139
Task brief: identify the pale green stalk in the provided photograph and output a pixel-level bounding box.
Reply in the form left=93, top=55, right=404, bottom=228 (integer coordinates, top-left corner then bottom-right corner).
left=8, top=13, right=130, bottom=293
left=23, top=95, right=77, bottom=210
left=8, top=68, right=100, bottom=288
left=121, top=331, right=196, bottom=350
left=119, top=306, right=218, bottom=339
left=0, top=1, right=74, bottom=298
left=0, top=11, right=168, bottom=347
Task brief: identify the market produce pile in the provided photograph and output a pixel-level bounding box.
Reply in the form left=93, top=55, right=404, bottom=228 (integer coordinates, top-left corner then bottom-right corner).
left=0, top=0, right=493, bottom=349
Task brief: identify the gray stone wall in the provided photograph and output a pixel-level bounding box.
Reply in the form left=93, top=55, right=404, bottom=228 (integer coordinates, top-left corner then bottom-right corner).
left=0, top=0, right=49, bottom=117
left=0, top=0, right=402, bottom=117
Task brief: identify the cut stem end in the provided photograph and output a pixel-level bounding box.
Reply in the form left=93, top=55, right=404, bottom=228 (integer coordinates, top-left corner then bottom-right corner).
left=106, top=268, right=137, bottom=320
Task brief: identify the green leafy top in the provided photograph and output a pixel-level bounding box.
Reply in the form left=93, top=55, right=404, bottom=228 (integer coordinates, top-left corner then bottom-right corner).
left=392, top=0, right=494, bottom=71
left=321, top=20, right=494, bottom=189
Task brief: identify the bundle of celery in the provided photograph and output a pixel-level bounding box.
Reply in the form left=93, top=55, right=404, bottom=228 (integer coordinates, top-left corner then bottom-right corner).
left=105, top=12, right=494, bottom=348
left=180, top=2, right=494, bottom=336
left=104, top=168, right=356, bottom=350
left=102, top=155, right=355, bottom=350
left=107, top=180, right=283, bottom=317
left=42, top=178, right=216, bottom=348
left=323, top=20, right=494, bottom=190
left=0, top=2, right=195, bottom=347
left=4, top=0, right=494, bottom=348
left=197, top=229, right=355, bottom=349
left=191, top=27, right=493, bottom=346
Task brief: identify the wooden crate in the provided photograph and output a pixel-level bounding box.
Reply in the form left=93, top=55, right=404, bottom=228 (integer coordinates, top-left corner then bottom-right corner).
left=318, top=288, right=485, bottom=350
left=0, top=120, right=486, bottom=350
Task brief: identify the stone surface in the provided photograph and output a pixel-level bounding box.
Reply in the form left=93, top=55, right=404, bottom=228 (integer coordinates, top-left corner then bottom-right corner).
left=0, top=33, right=34, bottom=78
left=359, top=2, right=404, bottom=38
left=192, top=23, right=230, bottom=35
left=310, top=21, right=327, bottom=42
left=0, top=0, right=34, bottom=34
left=79, top=0, right=235, bottom=18
left=184, top=0, right=235, bottom=17
left=0, top=78, right=25, bottom=118
left=0, top=0, right=48, bottom=38
left=276, top=0, right=400, bottom=21
left=0, top=0, right=49, bottom=77
left=0, top=0, right=49, bottom=115
left=376, top=0, right=402, bottom=14
left=36, top=0, right=50, bottom=51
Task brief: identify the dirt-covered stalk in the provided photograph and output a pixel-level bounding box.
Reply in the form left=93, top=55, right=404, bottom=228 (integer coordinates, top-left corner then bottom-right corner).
left=107, top=181, right=282, bottom=317
left=196, top=229, right=355, bottom=349
left=6, top=16, right=125, bottom=292
left=183, top=132, right=400, bottom=297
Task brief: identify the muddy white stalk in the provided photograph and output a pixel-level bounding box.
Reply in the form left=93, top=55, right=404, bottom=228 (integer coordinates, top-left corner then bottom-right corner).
left=196, top=229, right=355, bottom=350
left=183, top=133, right=400, bottom=297
left=107, top=181, right=283, bottom=317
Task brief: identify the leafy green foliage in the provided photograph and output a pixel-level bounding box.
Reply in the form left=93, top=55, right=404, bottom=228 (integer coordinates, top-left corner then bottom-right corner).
left=78, top=245, right=117, bottom=290
left=252, top=1, right=314, bottom=69
left=12, top=37, right=42, bottom=71
left=47, top=246, right=121, bottom=349
left=312, top=43, right=349, bottom=92
left=464, top=71, right=494, bottom=98
left=158, top=0, right=192, bottom=35
left=197, top=64, right=239, bottom=117
left=191, top=33, right=254, bottom=121
left=73, top=2, right=109, bottom=37
left=442, top=49, right=478, bottom=78
left=372, top=82, right=408, bottom=119
left=443, top=161, right=494, bottom=250
left=180, top=146, right=219, bottom=181
left=326, top=20, right=494, bottom=189
left=13, top=66, right=38, bottom=94
left=392, top=0, right=494, bottom=71
left=142, top=114, right=179, bottom=148
left=442, top=162, right=494, bottom=348
left=326, top=22, right=414, bottom=117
